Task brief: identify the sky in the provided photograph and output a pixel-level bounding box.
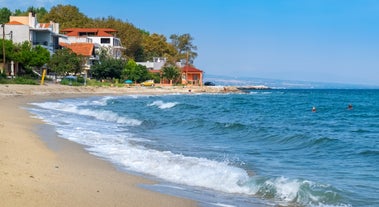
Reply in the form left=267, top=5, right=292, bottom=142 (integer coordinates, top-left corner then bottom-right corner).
left=2, top=0, right=379, bottom=86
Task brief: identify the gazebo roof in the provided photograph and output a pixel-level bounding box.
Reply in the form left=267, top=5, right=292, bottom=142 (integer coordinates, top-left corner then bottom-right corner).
left=181, top=65, right=203, bottom=73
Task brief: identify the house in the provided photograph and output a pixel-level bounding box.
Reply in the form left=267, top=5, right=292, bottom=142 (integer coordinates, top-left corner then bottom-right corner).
left=149, top=64, right=203, bottom=86
left=5, top=12, right=65, bottom=54
left=60, top=28, right=124, bottom=59
left=181, top=65, right=203, bottom=86
left=59, top=42, right=97, bottom=76
left=1, top=12, right=65, bottom=75
left=137, top=57, right=167, bottom=70
left=137, top=56, right=203, bottom=86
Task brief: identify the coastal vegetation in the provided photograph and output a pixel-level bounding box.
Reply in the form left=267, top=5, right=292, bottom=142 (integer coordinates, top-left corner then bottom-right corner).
left=0, top=5, right=198, bottom=85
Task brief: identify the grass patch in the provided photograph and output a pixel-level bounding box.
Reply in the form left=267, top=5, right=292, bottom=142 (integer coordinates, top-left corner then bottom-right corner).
left=0, top=76, right=39, bottom=85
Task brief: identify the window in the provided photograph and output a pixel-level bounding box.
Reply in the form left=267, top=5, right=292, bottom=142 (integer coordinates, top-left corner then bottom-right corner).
left=101, top=38, right=111, bottom=44
left=79, top=32, right=95, bottom=36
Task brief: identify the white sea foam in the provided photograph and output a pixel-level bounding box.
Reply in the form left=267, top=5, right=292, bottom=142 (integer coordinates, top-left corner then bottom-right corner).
left=210, top=203, right=236, bottom=207
left=31, top=101, right=141, bottom=126
left=89, top=142, right=252, bottom=194
left=148, top=100, right=178, bottom=109
left=267, top=177, right=302, bottom=202
left=89, top=96, right=114, bottom=106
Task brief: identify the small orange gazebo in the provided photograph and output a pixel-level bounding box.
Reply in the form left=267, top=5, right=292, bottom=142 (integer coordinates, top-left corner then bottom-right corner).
left=181, top=65, right=203, bottom=86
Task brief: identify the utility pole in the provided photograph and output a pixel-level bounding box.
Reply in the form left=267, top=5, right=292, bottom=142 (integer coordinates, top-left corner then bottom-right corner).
left=1, top=24, right=5, bottom=74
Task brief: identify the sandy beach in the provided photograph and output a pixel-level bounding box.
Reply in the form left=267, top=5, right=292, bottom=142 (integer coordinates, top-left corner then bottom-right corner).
left=0, top=84, right=213, bottom=207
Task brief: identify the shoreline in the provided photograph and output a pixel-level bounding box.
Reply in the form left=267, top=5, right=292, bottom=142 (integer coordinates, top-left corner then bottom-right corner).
left=0, top=84, right=198, bottom=207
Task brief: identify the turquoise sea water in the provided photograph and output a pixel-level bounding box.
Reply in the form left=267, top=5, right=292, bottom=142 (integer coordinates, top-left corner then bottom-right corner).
left=28, top=89, right=379, bottom=207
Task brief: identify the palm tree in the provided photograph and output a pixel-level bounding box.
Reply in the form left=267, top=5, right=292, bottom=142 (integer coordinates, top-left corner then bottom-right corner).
left=162, top=66, right=180, bottom=85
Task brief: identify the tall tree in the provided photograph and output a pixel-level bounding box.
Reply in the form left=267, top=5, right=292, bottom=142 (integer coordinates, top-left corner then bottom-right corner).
left=169, top=33, right=198, bottom=64
left=141, top=33, right=177, bottom=61
left=42, top=5, right=91, bottom=29
left=30, top=7, right=48, bottom=21
left=13, top=7, right=48, bottom=20
left=0, top=7, right=11, bottom=24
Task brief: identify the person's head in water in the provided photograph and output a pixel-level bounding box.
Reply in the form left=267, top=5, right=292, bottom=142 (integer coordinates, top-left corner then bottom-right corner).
left=312, top=106, right=316, bottom=112
left=348, top=104, right=353, bottom=110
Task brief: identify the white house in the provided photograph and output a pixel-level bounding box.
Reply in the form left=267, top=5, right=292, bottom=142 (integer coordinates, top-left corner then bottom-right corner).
left=4, top=12, right=66, bottom=55
left=60, top=28, right=124, bottom=59
left=137, top=57, right=167, bottom=70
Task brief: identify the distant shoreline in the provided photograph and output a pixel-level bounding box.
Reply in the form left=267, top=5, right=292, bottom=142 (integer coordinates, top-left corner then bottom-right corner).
left=0, top=83, right=243, bottom=97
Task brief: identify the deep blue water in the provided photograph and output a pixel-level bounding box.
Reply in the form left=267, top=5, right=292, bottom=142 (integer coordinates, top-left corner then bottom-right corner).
left=28, top=89, right=379, bottom=207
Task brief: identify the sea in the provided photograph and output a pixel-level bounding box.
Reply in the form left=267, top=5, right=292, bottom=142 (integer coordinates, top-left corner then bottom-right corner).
left=27, top=89, right=379, bottom=207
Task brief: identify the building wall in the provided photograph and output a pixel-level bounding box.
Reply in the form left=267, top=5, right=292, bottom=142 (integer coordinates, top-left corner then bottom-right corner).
left=10, top=12, right=36, bottom=27
left=88, top=36, right=112, bottom=46
left=65, top=36, right=93, bottom=43
left=9, top=16, right=29, bottom=26
left=4, top=25, right=30, bottom=43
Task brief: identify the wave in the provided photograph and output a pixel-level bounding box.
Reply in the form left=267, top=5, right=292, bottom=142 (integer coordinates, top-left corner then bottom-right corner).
left=86, top=96, right=115, bottom=106
left=248, top=176, right=349, bottom=207
left=85, top=137, right=349, bottom=206
left=89, top=142, right=252, bottom=194
left=306, top=137, right=341, bottom=149
left=214, top=122, right=247, bottom=130
left=148, top=100, right=178, bottom=109
left=358, top=150, right=379, bottom=157
left=30, top=101, right=141, bottom=126
left=292, top=137, right=342, bottom=150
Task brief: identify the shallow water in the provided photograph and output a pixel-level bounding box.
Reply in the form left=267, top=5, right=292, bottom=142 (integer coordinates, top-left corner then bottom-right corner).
left=28, top=89, right=379, bottom=207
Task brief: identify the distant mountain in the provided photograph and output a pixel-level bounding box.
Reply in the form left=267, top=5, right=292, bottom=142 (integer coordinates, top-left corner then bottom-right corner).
left=203, top=74, right=379, bottom=89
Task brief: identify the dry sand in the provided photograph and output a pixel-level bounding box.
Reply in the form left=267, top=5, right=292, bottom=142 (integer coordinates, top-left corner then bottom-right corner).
left=0, top=84, right=223, bottom=207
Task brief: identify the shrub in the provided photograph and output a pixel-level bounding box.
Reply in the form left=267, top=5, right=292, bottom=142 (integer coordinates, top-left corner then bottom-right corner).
left=60, top=78, right=83, bottom=86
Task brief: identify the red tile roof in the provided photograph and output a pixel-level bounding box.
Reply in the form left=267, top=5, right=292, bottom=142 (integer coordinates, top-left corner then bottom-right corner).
left=60, top=42, right=94, bottom=56
left=181, top=65, right=203, bottom=73
left=60, top=28, right=117, bottom=37
left=6, top=21, right=24, bottom=25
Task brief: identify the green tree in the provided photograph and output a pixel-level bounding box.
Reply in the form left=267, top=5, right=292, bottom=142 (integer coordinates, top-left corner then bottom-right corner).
left=91, top=57, right=124, bottom=80
left=141, top=33, right=177, bottom=61
left=0, top=39, right=13, bottom=74
left=30, top=45, right=50, bottom=68
left=0, top=7, right=11, bottom=24
left=162, top=66, right=180, bottom=85
left=122, top=59, right=149, bottom=83
left=30, top=7, right=48, bottom=21
left=13, top=7, right=48, bottom=20
left=42, top=5, right=91, bottom=29
left=48, top=48, right=82, bottom=76
left=12, top=42, right=50, bottom=74
left=0, top=39, right=14, bottom=60
left=169, top=33, right=198, bottom=64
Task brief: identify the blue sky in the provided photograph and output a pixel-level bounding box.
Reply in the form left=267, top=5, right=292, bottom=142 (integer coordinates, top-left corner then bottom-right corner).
left=2, top=0, right=379, bottom=86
